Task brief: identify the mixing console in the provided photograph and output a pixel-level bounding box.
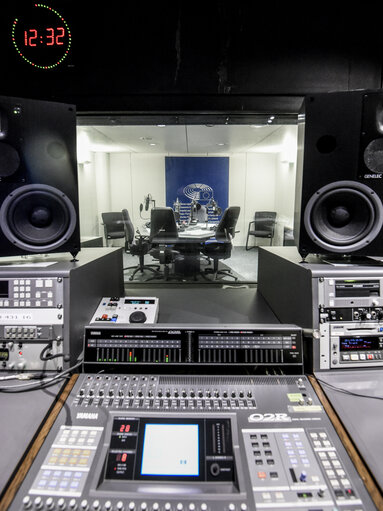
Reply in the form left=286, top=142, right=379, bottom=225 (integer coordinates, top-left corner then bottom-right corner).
left=7, top=373, right=376, bottom=511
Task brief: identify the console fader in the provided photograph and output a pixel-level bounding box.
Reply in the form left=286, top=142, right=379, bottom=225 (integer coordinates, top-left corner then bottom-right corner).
left=6, top=325, right=376, bottom=511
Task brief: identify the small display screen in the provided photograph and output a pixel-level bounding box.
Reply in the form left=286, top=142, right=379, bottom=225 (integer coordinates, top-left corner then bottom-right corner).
left=340, top=337, right=382, bottom=351
left=335, top=280, right=380, bottom=297
left=124, top=299, right=155, bottom=305
left=141, top=424, right=199, bottom=477
left=0, top=281, right=9, bottom=298
left=0, top=349, right=9, bottom=361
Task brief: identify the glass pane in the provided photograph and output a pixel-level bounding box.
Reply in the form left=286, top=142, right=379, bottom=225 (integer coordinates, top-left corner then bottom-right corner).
left=76, top=120, right=298, bottom=284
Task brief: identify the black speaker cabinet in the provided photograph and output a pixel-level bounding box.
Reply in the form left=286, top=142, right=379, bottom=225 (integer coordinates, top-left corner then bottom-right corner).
left=294, top=89, right=383, bottom=258
left=0, top=95, right=80, bottom=258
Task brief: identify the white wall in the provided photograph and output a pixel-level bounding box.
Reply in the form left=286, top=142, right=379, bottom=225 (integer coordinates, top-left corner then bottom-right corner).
left=77, top=127, right=298, bottom=247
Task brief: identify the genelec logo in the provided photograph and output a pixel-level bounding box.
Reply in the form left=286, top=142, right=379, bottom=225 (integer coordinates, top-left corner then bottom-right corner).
left=248, top=413, right=291, bottom=423
left=76, top=412, right=99, bottom=420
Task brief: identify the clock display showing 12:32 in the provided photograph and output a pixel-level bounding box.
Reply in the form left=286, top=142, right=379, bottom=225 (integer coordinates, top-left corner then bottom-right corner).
left=11, top=3, right=72, bottom=70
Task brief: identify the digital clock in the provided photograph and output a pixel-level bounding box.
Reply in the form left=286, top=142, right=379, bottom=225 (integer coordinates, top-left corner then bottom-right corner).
left=11, top=3, right=72, bottom=70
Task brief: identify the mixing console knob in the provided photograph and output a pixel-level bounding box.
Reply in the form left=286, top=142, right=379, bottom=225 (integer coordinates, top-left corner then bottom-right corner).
left=33, top=497, right=43, bottom=509
left=198, top=390, right=203, bottom=398
left=99, top=390, right=104, bottom=397
left=231, top=391, right=236, bottom=398
left=298, top=398, right=305, bottom=406
left=247, top=391, right=252, bottom=398
left=223, top=391, right=228, bottom=398
left=22, top=496, right=31, bottom=509
left=164, top=504, right=171, bottom=511
left=299, top=470, right=307, bottom=482
left=240, top=505, right=247, bottom=510
left=214, top=390, right=219, bottom=398
left=80, top=499, right=89, bottom=510
left=128, top=502, right=135, bottom=510
left=7, top=341, right=14, bottom=348
left=166, top=390, right=171, bottom=398
left=152, top=504, right=159, bottom=511
left=116, top=502, right=124, bottom=511
left=104, top=502, right=112, bottom=511
left=89, top=390, right=94, bottom=396
left=190, top=390, right=195, bottom=398
left=307, top=397, right=313, bottom=405
left=228, top=505, right=235, bottom=511
left=58, top=499, right=66, bottom=510
left=118, top=390, right=124, bottom=397
left=140, top=503, right=147, bottom=510
left=174, top=390, right=179, bottom=398
left=46, top=498, right=54, bottom=509
left=92, top=500, right=100, bottom=510
left=17, top=362, right=26, bottom=370
left=206, top=390, right=211, bottom=398
left=182, top=390, right=187, bottom=398
left=188, top=505, right=195, bottom=511
left=176, top=505, right=183, bottom=510
left=108, top=390, right=114, bottom=397
left=317, top=488, right=325, bottom=498
left=239, top=391, right=244, bottom=398
left=200, top=505, right=207, bottom=511
left=157, top=390, right=163, bottom=398
left=69, top=499, right=77, bottom=510
left=138, top=390, right=143, bottom=398
left=128, top=390, right=134, bottom=397
left=79, top=389, right=85, bottom=397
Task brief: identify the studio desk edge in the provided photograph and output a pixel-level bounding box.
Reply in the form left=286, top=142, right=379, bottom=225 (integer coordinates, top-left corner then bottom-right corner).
left=0, top=374, right=79, bottom=511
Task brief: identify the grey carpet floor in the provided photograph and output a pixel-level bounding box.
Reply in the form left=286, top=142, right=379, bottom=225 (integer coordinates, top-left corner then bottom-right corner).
left=123, top=246, right=259, bottom=284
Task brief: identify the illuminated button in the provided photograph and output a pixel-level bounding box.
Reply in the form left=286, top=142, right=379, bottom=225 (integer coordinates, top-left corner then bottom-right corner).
left=45, top=279, right=53, bottom=287
left=350, top=354, right=359, bottom=361
left=36, top=280, right=43, bottom=288
left=367, top=354, right=374, bottom=360
left=359, top=354, right=366, bottom=360
left=257, top=471, right=267, bottom=479
left=262, top=493, right=271, bottom=500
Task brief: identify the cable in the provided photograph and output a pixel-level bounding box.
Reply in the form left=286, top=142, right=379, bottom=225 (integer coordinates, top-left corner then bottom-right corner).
left=0, top=359, right=83, bottom=393
left=316, top=377, right=383, bottom=402
left=40, top=341, right=70, bottom=362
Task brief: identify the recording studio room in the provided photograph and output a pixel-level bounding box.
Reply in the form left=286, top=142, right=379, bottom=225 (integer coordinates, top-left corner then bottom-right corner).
left=1, top=2, right=383, bottom=511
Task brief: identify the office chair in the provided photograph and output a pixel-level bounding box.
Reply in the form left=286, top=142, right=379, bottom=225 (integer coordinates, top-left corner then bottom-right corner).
left=147, top=207, right=182, bottom=281
left=246, top=211, right=277, bottom=250
left=101, top=212, right=125, bottom=246
left=121, top=209, right=160, bottom=281
left=201, top=206, right=240, bottom=281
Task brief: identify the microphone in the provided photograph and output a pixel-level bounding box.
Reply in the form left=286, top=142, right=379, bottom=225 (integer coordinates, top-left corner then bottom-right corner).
left=145, top=195, right=150, bottom=211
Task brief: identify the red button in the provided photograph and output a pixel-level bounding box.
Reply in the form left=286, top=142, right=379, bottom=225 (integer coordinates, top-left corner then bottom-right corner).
left=257, top=471, right=267, bottom=479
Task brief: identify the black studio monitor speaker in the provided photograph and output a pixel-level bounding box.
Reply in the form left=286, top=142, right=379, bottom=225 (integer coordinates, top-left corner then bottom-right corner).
left=0, top=96, right=80, bottom=259
left=294, top=89, right=383, bottom=258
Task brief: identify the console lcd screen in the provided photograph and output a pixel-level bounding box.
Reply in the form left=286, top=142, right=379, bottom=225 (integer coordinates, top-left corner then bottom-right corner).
left=0, top=281, right=9, bottom=298
left=340, top=337, right=381, bottom=351
left=141, top=423, right=199, bottom=476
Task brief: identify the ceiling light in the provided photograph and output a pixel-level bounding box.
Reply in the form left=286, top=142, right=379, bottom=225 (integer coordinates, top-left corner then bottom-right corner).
left=216, top=143, right=225, bottom=146
left=250, top=125, right=264, bottom=128
left=157, top=124, right=166, bottom=128
left=149, top=143, right=157, bottom=146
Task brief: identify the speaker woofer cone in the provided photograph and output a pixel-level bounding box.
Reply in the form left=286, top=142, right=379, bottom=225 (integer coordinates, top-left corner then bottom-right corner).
left=0, top=184, right=77, bottom=252
left=304, top=181, right=383, bottom=253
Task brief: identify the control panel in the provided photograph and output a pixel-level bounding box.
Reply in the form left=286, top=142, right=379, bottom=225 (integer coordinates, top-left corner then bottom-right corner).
left=90, top=297, right=159, bottom=324
left=318, top=277, right=383, bottom=369
left=8, top=374, right=376, bottom=511
left=0, top=277, right=64, bottom=371
left=83, top=325, right=302, bottom=372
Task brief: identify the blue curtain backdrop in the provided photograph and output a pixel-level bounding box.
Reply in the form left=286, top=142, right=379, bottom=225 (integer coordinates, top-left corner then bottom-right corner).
left=165, top=156, right=229, bottom=222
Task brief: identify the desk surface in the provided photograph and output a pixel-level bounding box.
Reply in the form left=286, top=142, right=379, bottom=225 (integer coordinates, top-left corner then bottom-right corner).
left=124, top=284, right=277, bottom=324
left=317, top=369, right=383, bottom=493
left=0, top=378, right=66, bottom=498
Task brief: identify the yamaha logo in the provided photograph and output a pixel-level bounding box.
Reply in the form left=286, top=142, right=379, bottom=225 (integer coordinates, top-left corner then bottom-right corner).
left=76, top=412, right=99, bottom=420
left=248, top=413, right=291, bottom=423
